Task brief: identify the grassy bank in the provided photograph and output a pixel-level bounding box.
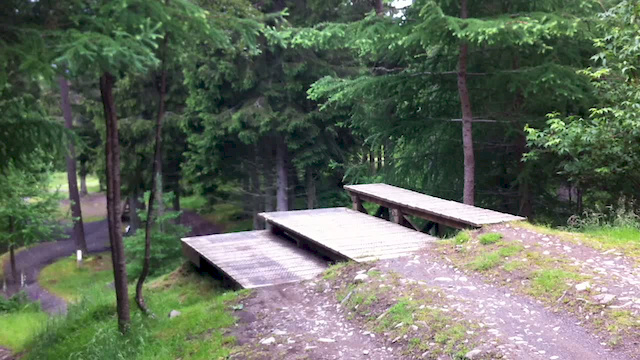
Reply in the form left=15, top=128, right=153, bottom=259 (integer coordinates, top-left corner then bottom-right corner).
left=0, top=305, right=47, bottom=353
left=24, top=260, right=243, bottom=360
left=50, top=172, right=100, bottom=195
left=39, top=254, right=114, bottom=302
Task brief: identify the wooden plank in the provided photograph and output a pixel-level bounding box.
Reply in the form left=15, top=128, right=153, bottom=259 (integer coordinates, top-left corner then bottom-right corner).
left=344, top=183, right=525, bottom=228
left=260, top=207, right=436, bottom=262
left=181, top=230, right=327, bottom=289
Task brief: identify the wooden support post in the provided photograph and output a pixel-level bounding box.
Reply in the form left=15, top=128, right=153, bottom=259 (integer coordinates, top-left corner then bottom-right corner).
left=391, top=208, right=402, bottom=224
left=350, top=194, right=366, bottom=213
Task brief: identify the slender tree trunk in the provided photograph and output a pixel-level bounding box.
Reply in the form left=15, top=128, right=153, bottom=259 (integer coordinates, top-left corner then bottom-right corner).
left=60, top=76, right=88, bottom=253
left=136, top=32, right=169, bottom=314
left=128, top=190, right=141, bottom=235
left=100, top=71, right=130, bottom=333
left=457, top=0, right=475, bottom=206
left=306, top=169, right=316, bottom=209
left=276, top=139, right=288, bottom=211
left=8, top=217, right=17, bottom=284
left=251, top=153, right=261, bottom=229
left=80, top=172, right=88, bottom=196
left=263, top=150, right=275, bottom=214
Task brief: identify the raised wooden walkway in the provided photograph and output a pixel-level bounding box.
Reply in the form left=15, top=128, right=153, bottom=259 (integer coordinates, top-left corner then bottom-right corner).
left=182, top=184, right=526, bottom=289
left=182, top=230, right=327, bottom=289
left=260, top=207, right=436, bottom=262
left=345, top=183, right=525, bottom=229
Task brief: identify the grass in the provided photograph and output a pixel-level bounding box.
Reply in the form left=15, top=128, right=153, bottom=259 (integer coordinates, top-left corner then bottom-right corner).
left=529, top=269, right=580, bottom=298
left=39, top=253, right=114, bottom=302
left=49, top=172, right=100, bottom=194
left=453, top=231, right=471, bottom=244
left=323, top=262, right=352, bottom=281
left=478, top=232, right=502, bottom=245
left=470, top=244, right=523, bottom=271
left=515, top=222, right=640, bottom=258
left=26, top=263, right=244, bottom=360
left=327, top=263, right=477, bottom=359
left=0, top=310, right=48, bottom=352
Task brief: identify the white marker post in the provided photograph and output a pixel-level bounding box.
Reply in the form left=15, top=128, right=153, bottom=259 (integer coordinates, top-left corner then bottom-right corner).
left=77, top=249, right=83, bottom=267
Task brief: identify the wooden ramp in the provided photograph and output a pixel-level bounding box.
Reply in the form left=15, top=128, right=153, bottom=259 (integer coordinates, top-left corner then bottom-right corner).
left=345, top=183, right=525, bottom=228
left=260, top=207, right=436, bottom=262
left=181, top=230, right=327, bottom=289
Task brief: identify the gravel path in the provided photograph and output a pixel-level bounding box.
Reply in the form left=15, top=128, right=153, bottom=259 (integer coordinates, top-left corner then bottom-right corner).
left=0, top=347, right=12, bottom=360
left=384, top=253, right=627, bottom=360
left=2, top=220, right=110, bottom=314
left=494, top=224, right=640, bottom=313
left=232, top=283, right=408, bottom=360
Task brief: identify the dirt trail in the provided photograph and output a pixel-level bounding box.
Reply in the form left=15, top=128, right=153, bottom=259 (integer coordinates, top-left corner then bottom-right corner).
left=232, top=283, right=409, bottom=360
left=231, top=224, right=640, bottom=360
left=384, top=253, right=624, bottom=359
left=0, top=347, right=13, bottom=360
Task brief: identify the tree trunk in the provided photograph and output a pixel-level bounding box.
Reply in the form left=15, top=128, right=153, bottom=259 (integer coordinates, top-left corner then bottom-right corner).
left=276, top=139, right=288, bottom=211
left=251, top=154, right=261, bottom=229
left=373, top=0, right=384, bottom=15
left=60, top=76, right=88, bottom=253
left=306, top=169, right=316, bottom=209
left=8, top=217, right=17, bottom=284
left=263, top=151, right=274, bottom=215
left=128, top=190, right=141, bottom=235
left=457, top=0, right=475, bottom=206
left=100, top=71, right=130, bottom=333
left=136, top=31, right=169, bottom=314
left=80, top=172, right=88, bottom=196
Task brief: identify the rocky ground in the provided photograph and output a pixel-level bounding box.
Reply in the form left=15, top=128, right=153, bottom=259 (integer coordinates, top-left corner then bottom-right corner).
left=229, top=223, right=640, bottom=360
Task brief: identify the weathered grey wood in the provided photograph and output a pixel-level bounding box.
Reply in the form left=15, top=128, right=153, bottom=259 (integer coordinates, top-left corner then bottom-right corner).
left=344, top=183, right=525, bottom=229
left=260, top=207, right=436, bottom=262
left=182, top=230, right=327, bottom=289
left=350, top=194, right=366, bottom=213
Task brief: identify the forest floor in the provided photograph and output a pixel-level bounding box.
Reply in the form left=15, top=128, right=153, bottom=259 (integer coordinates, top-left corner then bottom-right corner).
left=229, top=223, right=640, bottom=360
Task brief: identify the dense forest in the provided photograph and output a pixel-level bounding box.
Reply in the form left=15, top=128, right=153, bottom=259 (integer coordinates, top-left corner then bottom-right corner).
left=2, top=0, right=640, bottom=348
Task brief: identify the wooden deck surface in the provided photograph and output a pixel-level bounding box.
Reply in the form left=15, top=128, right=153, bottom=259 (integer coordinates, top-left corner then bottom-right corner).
left=181, top=230, right=327, bottom=289
left=344, top=183, right=525, bottom=228
left=260, top=207, right=436, bottom=262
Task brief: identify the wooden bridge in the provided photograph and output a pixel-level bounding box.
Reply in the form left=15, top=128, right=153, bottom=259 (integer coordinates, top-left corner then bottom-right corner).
left=182, top=183, right=525, bottom=289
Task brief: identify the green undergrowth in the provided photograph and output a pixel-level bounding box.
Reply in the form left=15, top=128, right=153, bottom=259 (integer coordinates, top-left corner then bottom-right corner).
left=325, top=262, right=483, bottom=359
left=39, top=253, right=114, bottom=302
left=0, top=293, right=47, bottom=353
left=25, top=263, right=244, bottom=360
left=181, top=195, right=252, bottom=232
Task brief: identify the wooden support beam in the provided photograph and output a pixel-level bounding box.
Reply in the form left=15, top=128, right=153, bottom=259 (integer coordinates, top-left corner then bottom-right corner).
left=350, top=194, right=367, bottom=213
